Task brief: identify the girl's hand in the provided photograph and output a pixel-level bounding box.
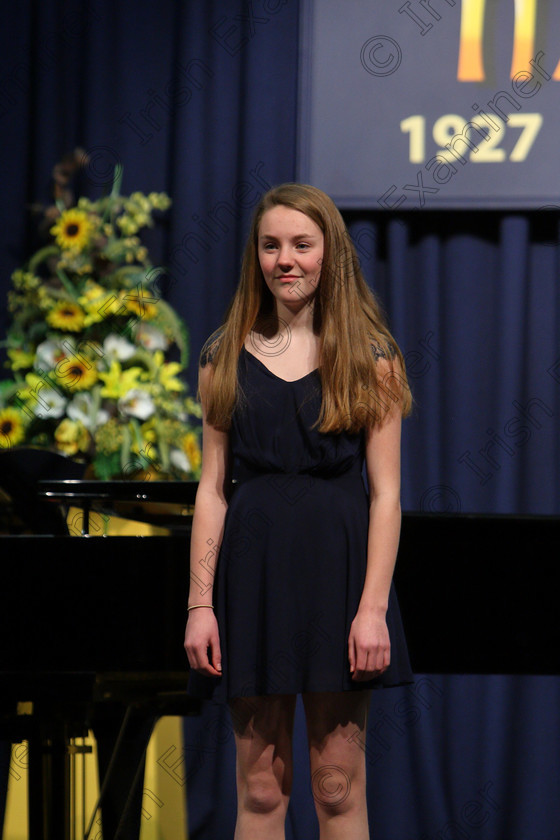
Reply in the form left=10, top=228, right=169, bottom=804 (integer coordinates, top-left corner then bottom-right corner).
left=348, top=608, right=390, bottom=681
left=184, top=609, right=222, bottom=677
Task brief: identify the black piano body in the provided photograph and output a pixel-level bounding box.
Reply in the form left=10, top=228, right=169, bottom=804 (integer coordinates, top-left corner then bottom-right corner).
left=0, top=474, right=201, bottom=840
left=0, top=464, right=559, bottom=837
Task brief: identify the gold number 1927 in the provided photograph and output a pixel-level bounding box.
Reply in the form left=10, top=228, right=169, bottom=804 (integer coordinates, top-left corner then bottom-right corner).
left=400, top=113, right=543, bottom=164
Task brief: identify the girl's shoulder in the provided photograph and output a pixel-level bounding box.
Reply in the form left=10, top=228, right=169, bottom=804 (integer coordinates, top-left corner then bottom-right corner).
left=200, top=327, right=225, bottom=368
left=370, top=337, right=396, bottom=362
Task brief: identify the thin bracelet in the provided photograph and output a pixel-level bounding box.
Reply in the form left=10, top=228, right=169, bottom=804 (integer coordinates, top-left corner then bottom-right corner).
left=187, top=604, right=214, bottom=611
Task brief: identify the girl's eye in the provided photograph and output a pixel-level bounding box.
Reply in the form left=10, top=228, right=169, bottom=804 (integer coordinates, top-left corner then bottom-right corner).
left=263, top=242, right=277, bottom=251
left=296, top=243, right=310, bottom=250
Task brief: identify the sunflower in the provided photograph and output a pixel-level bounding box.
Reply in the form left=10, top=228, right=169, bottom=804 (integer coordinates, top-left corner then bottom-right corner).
left=46, top=302, right=86, bottom=332
left=0, top=408, right=26, bottom=449
left=50, top=208, right=93, bottom=252
left=57, top=358, right=99, bottom=392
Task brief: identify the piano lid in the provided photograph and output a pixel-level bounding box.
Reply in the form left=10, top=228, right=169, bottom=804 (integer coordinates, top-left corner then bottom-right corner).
left=37, top=479, right=199, bottom=530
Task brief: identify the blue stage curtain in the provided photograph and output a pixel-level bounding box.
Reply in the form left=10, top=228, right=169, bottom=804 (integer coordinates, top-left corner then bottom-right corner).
left=345, top=210, right=560, bottom=515
left=0, top=0, right=299, bottom=384
left=1, top=3, right=559, bottom=839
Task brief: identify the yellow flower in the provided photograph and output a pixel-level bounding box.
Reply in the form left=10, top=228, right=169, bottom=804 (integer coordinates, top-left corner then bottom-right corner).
left=94, top=419, right=124, bottom=454
left=159, top=361, right=184, bottom=392
left=50, top=208, right=93, bottom=251
left=139, top=419, right=157, bottom=444
left=54, top=418, right=89, bottom=455
left=56, top=358, right=99, bottom=392
left=46, top=302, right=86, bottom=332
left=116, top=215, right=139, bottom=236
left=125, top=297, right=157, bottom=320
left=130, top=192, right=152, bottom=211
left=76, top=262, right=93, bottom=275
left=37, top=286, right=55, bottom=310
left=98, top=360, right=144, bottom=398
left=133, top=211, right=150, bottom=228
left=185, top=396, right=203, bottom=418
left=7, top=348, right=36, bottom=370
left=148, top=192, right=171, bottom=211
left=0, top=408, right=26, bottom=449
left=79, top=282, right=105, bottom=303
left=11, top=270, right=40, bottom=291
left=182, top=431, right=201, bottom=472
left=81, top=290, right=131, bottom=326
left=81, top=292, right=115, bottom=326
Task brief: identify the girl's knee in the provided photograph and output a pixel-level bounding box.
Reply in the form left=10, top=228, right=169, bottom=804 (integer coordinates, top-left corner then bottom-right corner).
left=240, top=772, right=287, bottom=816
left=311, top=764, right=366, bottom=819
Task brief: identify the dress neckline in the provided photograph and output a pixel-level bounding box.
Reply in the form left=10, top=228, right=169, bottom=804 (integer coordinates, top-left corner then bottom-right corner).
left=242, top=345, right=319, bottom=384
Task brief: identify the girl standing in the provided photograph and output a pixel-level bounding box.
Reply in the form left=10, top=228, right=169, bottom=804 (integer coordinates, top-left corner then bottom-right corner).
left=185, top=183, right=412, bottom=840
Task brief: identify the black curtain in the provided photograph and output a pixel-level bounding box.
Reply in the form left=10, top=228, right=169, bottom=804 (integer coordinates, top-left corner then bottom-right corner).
left=1, top=2, right=559, bottom=838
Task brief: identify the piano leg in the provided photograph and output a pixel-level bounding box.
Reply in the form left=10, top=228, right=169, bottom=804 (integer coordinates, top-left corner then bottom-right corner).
left=90, top=703, right=159, bottom=840
left=26, top=718, right=74, bottom=840
left=0, top=741, right=9, bottom=837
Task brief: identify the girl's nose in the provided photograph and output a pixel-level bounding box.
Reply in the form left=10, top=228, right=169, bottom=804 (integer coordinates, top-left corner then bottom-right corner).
left=277, top=245, right=293, bottom=267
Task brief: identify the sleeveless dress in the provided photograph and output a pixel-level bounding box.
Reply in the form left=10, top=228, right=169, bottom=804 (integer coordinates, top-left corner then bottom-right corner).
left=187, top=344, right=413, bottom=703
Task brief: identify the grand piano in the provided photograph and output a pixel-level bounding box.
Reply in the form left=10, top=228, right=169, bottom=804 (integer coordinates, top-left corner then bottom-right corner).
left=0, top=449, right=201, bottom=840
left=1, top=449, right=559, bottom=839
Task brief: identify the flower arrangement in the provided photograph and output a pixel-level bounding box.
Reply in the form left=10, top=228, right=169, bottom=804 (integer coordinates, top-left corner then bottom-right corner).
left=0, top=152, right=202, bottom=480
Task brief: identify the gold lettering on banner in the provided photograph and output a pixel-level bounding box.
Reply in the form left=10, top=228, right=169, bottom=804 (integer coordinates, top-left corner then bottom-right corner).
left=510, top=0, right=538, bottom=78
left=458, top=0, right=560, bottom=81
left=458, top=0, right=486, bottom=81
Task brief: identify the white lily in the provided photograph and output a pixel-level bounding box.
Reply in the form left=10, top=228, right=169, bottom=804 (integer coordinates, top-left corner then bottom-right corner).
left=33, top=389, right=67, bottom=419
left=103, top=334, right=136, bottom=361
left=35, top=340, right=65, bottom=371
left=118, top=389, right=156, bottom=420
left=135, top=323, right=169, bottom=351
left=67, top=392, right=109, bottom=430
left=170, top=447, right=191, bottom=473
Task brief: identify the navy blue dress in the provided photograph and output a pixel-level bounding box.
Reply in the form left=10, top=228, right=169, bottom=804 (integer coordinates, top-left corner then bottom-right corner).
left=187, top=344, right=413, bottom=702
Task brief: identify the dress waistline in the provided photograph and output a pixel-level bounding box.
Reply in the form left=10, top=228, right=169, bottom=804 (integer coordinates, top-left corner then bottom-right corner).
left=232, top=461, right=364, bottom=489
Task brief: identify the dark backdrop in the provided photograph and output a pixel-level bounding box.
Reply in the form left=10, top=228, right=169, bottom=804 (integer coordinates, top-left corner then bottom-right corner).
left=1, top=2, right=559, bottom=838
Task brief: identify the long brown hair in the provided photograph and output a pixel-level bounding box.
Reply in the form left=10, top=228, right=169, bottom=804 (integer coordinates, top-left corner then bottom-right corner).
left=201, top=183, right=411, bottom=432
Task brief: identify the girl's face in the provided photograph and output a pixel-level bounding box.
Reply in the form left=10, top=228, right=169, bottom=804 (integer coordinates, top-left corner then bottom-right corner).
left=257, top=205, right=324, bottom=310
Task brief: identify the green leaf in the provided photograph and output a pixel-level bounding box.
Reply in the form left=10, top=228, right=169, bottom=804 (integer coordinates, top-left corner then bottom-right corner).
left=56, top=268, right=80, bottom=301
left=111, top=164, right=124, bottom=198
left=89, top=385, right=103, bottom=427
left=119, top=423, right=132, bottom=474
left=0, top=379, right=25, bottom=401
left=154, top=299, right=190, bottom=368
left=92, top=451, right=121, bottom=481
left=130, top=417, right=144, bottom=451
left=28, top=245, right=60, bottom=274
left=127, top=346, right=157, bottom=376
left=157, top=430, right=170, bottom=472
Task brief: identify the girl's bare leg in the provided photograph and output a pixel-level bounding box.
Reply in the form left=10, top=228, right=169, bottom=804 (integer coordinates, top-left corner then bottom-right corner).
left=229, top=693, right=297, bottom=840
left=302, top=690, right=372, bottom=840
